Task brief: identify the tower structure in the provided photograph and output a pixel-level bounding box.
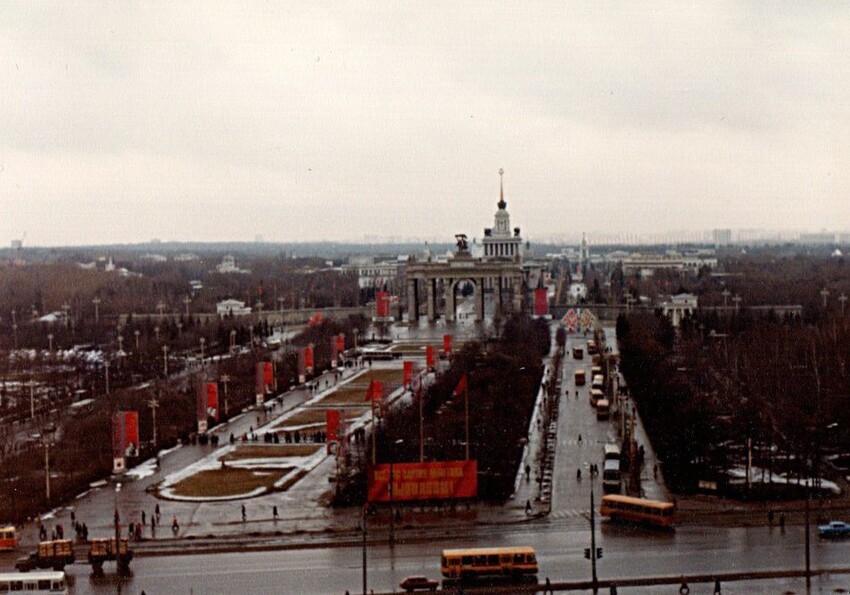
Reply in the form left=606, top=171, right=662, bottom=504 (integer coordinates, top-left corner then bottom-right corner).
left=481, top=169, right=523, bottom=260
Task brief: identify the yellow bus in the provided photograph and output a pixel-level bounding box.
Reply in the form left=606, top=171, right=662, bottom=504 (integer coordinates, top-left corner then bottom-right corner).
left=600, top=494, right=676, bottom=527
left=441, top=546, right=538, bottom=580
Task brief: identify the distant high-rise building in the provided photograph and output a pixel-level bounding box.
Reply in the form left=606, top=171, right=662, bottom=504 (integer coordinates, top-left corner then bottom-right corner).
left=712, top=229, right=732, bottom=247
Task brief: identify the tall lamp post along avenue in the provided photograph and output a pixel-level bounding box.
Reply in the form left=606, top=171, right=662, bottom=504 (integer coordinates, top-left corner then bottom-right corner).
left=43, top=423, right=56, bottom=504
left=389, top=438, right=404, bottom=547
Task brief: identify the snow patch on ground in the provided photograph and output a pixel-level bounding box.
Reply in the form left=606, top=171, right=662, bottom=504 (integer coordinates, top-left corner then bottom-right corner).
left=728, top=465, right=842, bottom=495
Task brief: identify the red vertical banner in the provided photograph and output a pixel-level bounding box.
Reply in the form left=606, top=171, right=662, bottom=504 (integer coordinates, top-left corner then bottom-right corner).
left=206, top=382, right=219, bottom=422
left=123, top=411, right=139, bottom=456
left=297, top=349, right=306, bottom=383
left=111, top=413, right=126, bottom=473
left=330, top=336, right=339, bottom=368
left=197, top=383, right=208, bottom=432
left=376, top=291, right=392, bottom=318
left=326, top=409, right=340, bottom=454
left=534, top=288, right=549, bottom=316
left=264, top=361, right=274, bottom=387
left=425, top=345, right=435, bottom=368
left=255, top=362, right=265, bottom=407
left=443, top=334, right=452, bottom=355
left=403, top=360, right=413, bottom=388
left=365, top=380, right=383, bottom=402
left=305, top=344, right=314, bottom=374
left=336, top=333, right=345, bottom=352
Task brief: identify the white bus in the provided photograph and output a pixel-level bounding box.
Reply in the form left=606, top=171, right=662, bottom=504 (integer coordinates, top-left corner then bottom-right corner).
left=0, top=571, right=68, bottom=594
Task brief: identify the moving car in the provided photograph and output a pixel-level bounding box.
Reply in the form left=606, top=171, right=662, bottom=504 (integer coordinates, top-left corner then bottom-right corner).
left=400, top=575, right=439, bottom=592
left=818, top=521, right=850, bottom=538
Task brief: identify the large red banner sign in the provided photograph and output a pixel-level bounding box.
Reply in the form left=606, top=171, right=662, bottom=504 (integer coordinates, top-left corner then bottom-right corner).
left=336, top=333, right=345, bottom=352
left=443, top=334, right=452, bottom=355
left=534, top=288, right=549, bottom=316
left=367, top=460, right=478, bottom=502
left=206, top=382, right=219, bottom=422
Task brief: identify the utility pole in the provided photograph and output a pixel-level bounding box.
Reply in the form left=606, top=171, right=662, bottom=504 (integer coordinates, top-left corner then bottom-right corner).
left=183, top=295, right=191, bottom=317
left=220, top=375, right=230, bottom=416
left=162, top=345, right=169, bottom=376
left=361, top=505, right=368, bottom=595
left=92, top=297, right=101, bottom=324
left=148, top=396, right=159, bottom=447
left=589, top=481, right=599, bottom=591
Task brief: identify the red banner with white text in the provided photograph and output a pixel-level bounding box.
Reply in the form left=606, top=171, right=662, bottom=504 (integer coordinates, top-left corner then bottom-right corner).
left=367, top=460, right=478, bottom=502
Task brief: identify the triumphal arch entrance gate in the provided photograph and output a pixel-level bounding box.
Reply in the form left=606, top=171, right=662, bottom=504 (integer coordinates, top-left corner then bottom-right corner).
left=405, top=235, right=523, bottom=323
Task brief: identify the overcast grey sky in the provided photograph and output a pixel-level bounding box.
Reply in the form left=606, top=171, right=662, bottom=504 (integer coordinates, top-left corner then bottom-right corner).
left=2, top=2, right=848, bottom=246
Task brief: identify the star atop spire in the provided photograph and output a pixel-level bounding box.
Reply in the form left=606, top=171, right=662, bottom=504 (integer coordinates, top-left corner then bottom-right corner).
left=497, top=168, right=506, bottom=210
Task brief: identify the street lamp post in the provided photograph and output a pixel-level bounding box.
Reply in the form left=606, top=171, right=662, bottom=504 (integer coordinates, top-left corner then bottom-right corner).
left=104, top=360, right=111, bottom=395
left=220, top=375, right=230, bottom=416
left=162, top=345, right=169, bottom=376
left=361, top=504, right=368, bottom=595
left=389, top=438, right=403, bottom=547
left=148, top=396, right=159, bottom=448
left=199, top=337, right=206, bottom=365
left=47, top=333, right=54, bottom=354
left=29, top=379, right=36, bottom=419
left=229, top=329, right=237, bottom=352
left=43, top=423, right=56, bottom=503
left=183, top=295, right=191, bottom=317
left=92, top=297, right=101, bottom=324
left=114, top=482, right=122, bottom=545
left=134, top=330, right=140, bottom=349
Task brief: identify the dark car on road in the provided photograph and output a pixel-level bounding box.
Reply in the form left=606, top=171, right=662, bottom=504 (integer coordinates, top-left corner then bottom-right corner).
left=400, top=575, right=439, bottom=592
left=818, top=521, right=850, bottom=538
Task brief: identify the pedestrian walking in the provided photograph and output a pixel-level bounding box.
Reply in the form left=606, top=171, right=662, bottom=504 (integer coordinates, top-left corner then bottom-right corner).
left=241, top=504, right=247, bottom=521
left=545, top=577, right=552, bottom=594
left=525, top=500, right=532, bottom=515
left=273, top=506, right=278, bottom=520
left=155, top=503, right=160, bottom=519
left=779, top=512, right=786, bottom=530
left=141, top=510, right=146, bottom=526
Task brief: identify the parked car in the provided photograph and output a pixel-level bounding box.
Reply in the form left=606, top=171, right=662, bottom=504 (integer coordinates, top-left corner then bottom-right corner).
left=399, top=575, right=439, bottom=592
left=818, top=521, right=850, bottom=538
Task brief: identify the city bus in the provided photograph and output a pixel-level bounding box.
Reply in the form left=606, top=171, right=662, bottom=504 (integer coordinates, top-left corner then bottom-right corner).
left=589, top=388, right=604, bottom=407
left=574, top=370, right=586, bottom=386
left=600, top=495, right=676, bottom=528
left=572, top=346, right=584, bottom=360
left=587, top=340, right=598, bottom=355
left=596, top=398, right=610, bottom=420
left=0, top=571, right=68, bottom=594
left=441, top=546, right=538, bottom=581
left=0, top=526, right=19, bottom=551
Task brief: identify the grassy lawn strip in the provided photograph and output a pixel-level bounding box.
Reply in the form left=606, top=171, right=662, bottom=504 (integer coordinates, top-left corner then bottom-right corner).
left=170, top=467, right=290, bottom=498
left=221, top=444, right=320, bottom=460
left=316, top=369, right=403, bottom=406
left=276, top=409, right=329, bottom=427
